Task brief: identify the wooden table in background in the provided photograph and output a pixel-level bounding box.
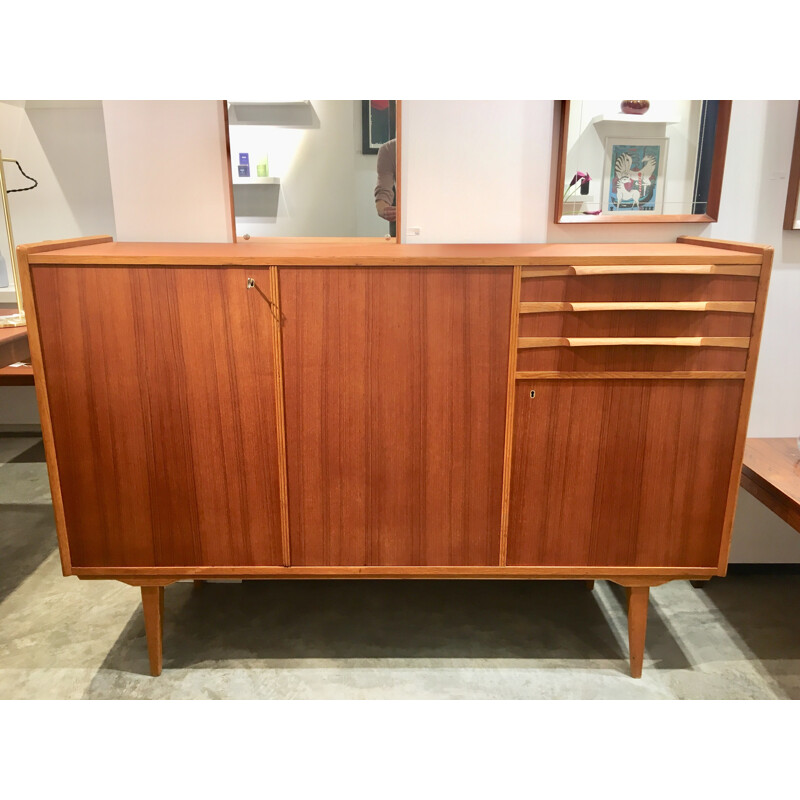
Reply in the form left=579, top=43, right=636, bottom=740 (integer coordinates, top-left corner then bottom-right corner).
left=740, top=438, right=800, bottom=533
left=0, top=308, right=34, bottom=385
left=0, top=325, right=29, bottom=369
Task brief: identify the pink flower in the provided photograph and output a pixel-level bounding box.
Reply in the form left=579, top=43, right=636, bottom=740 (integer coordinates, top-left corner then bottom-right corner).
left=568, top=171, right=591, bottom=187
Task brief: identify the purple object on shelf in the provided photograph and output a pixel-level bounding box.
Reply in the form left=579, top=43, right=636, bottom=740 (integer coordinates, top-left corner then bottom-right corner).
left=621, top=100, right=650, bottom=115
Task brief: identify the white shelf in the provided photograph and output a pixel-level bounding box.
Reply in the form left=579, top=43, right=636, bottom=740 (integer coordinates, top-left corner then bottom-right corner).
left=232, top=176, right=281, bottom=186
left=592, top=114, right=679, bottom=127
left=228, top=101, right=312, bottom=126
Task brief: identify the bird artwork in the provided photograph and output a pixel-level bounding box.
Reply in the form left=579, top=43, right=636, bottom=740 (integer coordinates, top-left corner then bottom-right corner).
left=609, top=146, right=660, bottom=211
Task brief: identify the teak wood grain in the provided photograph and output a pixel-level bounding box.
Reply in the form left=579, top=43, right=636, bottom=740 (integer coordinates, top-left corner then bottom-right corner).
left=31, top=265, right=285, bottom=567
left=499, top=266, right=522, bottom=565
left=516, top=272, right=757, bottom=373
left=17, top=236, right=115, bottom=575
left=279, top=266, right=512, bottom=567
left=19, top=234, right=772, bottom=678
left=0, top=326, right=29, bottom=368
left=506, top=379, right=743, bottom=567
left=141, top=586, right=164, bottom=676
left=25, top=241, right=763, bottom=266
left=519, top=301, right=755, bottom=313
left=715, top=245, right=774, bottom=571
left=740, top=438, right=800, bottom=532
left=517, top=337, right=750, bottom=349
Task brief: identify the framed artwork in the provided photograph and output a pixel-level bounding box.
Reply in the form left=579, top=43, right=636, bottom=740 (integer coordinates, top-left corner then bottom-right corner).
left=361, top=100, right=396, bottom=155
left=602, top=138, right=668, bottom=214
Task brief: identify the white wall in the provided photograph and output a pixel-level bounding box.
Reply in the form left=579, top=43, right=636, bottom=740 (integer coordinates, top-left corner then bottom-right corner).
left=402, top=99, right=800, bottom=561
left=230, top=101, right=388, bottom=238
left=400, top=101, right=553, bottom=243
left=0, top=101, right=116, bottom=296
left=102, top=101, right=233, bottom=242
left=0, top=100, right=117, bottom=429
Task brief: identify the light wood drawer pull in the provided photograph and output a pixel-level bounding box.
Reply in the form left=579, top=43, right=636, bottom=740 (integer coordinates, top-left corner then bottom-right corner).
left=521, top=265, right=761, bottom=278
left=514, top=371, right=747, bottom=380
left=518, top=336, right=751, bottom=349
left=518, top=301, right=756, bottom=314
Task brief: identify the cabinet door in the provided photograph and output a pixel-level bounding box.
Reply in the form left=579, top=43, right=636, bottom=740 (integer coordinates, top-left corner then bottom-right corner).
left=507, top=379, right=743, bottom=567
left=280, top=267, right=513, bottom=566
left=33, top=266, right=285, bottom=567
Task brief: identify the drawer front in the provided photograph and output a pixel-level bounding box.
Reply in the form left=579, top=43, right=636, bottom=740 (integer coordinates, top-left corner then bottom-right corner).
left=515, top=265, right=759, bottom=375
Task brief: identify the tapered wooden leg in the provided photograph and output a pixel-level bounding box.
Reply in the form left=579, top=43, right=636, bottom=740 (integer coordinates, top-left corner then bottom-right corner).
left=141, top=586, right=164, bottom=676
left=584, top=580, right=595, bottom=591
left=626, top=586, right=649, bottom=679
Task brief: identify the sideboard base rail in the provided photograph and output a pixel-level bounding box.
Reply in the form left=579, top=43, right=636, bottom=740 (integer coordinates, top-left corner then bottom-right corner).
left=74, top=565, right=719, bottom=579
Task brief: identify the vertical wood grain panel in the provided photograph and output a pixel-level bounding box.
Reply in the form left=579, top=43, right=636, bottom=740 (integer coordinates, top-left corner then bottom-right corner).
left=280, top=266, right=512, bottom=566
left=507, top=379, right=743, bottom=567
left=499, top=266, right=522, bottom=565
left=269, top=266, right=292, bottom=566
left=32, top=265, right=284, bottom=567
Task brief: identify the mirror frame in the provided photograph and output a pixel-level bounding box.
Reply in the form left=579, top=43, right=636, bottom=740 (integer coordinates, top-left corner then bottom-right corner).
left=553, top=100, right=732, bottom=225
left=223, top=100, right=403, bottom=243
left=783, top=103, right=800, bottom=231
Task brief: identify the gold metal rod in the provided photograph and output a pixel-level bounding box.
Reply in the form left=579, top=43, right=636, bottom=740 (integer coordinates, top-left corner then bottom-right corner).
left=0, top=149, right=26, bottom=327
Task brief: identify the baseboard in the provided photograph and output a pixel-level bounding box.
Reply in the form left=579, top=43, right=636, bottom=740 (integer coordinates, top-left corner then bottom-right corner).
left=0, top=425, right=43, bottom=436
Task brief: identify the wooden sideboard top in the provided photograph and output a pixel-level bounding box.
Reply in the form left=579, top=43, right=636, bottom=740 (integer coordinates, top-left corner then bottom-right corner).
left=23, top=237, right=765, bottom=267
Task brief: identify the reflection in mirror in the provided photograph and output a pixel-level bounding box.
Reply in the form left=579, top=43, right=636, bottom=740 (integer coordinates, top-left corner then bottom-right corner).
left=784, top=103, right=800, bottom=231
left=556, top=100, right=731, bottom=223
left=226, top=100, right=397, bottom=239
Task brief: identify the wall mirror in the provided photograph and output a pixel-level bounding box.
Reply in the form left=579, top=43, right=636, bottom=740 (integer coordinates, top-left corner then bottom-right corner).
left=225, top=100, right=399, bottom=240
left=554, top=100, right=731, bottom=224
left=784, top=103, right=800, bottom=231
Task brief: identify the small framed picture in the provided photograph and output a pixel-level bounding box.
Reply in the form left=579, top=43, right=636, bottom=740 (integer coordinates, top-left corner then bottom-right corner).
left=361, top=101, right=396, bottom=155
left=602, top=138, right=668, bottom=214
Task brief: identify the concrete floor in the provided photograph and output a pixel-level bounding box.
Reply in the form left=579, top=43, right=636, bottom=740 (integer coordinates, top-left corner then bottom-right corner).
left=2, top=434, right=800, bottom=699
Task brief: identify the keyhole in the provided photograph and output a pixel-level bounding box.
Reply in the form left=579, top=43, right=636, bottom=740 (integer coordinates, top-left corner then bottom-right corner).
left=530, top=390, right=536, bottom=399
left=247, top=278, right=255, bottom=289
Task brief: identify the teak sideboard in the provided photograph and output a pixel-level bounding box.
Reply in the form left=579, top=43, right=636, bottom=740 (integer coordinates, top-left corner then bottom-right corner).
left=18, top=235, right=773, bottom=678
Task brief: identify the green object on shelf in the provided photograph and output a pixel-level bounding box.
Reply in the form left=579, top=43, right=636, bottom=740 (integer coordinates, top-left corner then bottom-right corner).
left=257, top=157, right=269, bottom=178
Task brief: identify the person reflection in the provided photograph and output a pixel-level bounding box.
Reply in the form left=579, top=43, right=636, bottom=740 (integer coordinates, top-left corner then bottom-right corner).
left=374, top=137, right=396, bottom=237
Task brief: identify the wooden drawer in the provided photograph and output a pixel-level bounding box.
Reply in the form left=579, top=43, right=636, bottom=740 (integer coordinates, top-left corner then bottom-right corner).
left=514, top=264, right=759, bottom=376
left=519, top=271, right=760, bottom=304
